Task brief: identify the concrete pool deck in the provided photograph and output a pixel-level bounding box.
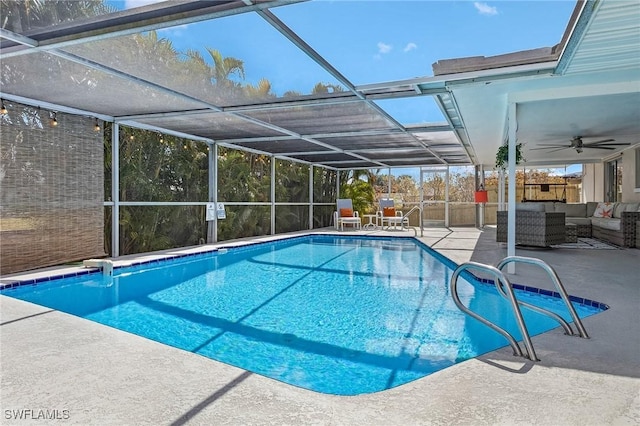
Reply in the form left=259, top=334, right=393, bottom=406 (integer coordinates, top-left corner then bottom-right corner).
left=1, top=227, right=638, bottom=425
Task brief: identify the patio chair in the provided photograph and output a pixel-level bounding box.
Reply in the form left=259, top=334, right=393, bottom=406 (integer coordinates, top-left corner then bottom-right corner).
left=334, top=199, right=362, bottom=231
left=377, top=199, right=409, bottom=230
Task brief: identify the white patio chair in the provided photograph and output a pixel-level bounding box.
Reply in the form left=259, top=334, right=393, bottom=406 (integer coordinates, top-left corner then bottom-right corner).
left=334, top=199, right=362, bottom=231
left=377, top=198, right=409, bottom=230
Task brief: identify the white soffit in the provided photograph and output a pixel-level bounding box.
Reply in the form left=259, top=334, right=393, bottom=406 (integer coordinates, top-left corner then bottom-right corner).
left=562, top=0, right=640, bottom=74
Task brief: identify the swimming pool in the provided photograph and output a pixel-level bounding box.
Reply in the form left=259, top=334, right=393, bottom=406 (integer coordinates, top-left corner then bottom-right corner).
left=1, top=235, right=605, bottom=395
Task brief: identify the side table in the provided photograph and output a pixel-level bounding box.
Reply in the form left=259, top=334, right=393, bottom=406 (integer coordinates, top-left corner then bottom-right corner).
left=565, top=223, right=578, bottom=243
left=362, top=214, right=379, bottom=230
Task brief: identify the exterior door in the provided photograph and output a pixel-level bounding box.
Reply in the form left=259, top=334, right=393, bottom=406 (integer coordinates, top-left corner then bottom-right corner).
left=605, top=158, right=622, bottom=202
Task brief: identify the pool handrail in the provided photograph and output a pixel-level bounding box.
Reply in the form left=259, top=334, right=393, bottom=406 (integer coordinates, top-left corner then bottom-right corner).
left=496, top=256, right=589, bottom=339
left=450, top=261, right=539, bottom=361
left=402, top=205, right=423, bottom=237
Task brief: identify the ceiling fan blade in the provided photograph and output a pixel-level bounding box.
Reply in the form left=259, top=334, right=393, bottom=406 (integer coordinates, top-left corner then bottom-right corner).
left=547, top=147, right=571, bottom=153
left=583, top=138, right=615, bottom=145
left=529, top=145, right=567, bottom=150
left=585, top=146, right=617, bottom=150
left=584, top=142, right=630, bottom=147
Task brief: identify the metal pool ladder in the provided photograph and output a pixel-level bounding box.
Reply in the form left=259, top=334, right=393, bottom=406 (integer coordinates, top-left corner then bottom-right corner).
left=450, top=255, right=589, bottom=362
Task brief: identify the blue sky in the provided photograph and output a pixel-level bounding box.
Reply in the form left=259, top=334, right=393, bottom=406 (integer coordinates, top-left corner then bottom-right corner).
left=112, top=1, right=575, bottom=92
left=108, top=0, right=576, bottom=123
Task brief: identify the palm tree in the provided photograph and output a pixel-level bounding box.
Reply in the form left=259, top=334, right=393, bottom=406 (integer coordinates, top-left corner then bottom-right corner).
left=340, top=169, right=375, bottom=215
left=312, top=83, right=345, bottom=94
left=0, top=0, right=114, bottom=33
left=244, top=78, right=275, bottom=101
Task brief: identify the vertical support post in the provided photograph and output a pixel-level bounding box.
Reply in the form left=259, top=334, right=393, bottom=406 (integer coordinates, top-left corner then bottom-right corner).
left=111, top=123, right=119, bottom=257
left=507, top=103, right=517, bottom=274
left=498, top=170, right=504, bottom=211
left=335, top=169, right=340, bottom=230
left=309, top=165, right=314, bottom=230
left=387, top=167, right=391, bottom=197
left=479, top=164, right=485, bottom=228
left=419, top=167, right=424, bottom=231
left=445, top=166, right=450, bottom=228
left=271, top=156, right=276, bottom=235
left=207, top=143, right=217, bottom=243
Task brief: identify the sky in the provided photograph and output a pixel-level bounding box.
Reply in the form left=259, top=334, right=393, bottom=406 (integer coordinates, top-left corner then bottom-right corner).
left=108, top=0, right=576, bottom=124
left=107, top=0, right=580, bottom=177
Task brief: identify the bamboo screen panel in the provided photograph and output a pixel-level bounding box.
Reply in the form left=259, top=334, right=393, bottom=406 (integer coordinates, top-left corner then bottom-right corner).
left=0, top=103, right=105, bottom=275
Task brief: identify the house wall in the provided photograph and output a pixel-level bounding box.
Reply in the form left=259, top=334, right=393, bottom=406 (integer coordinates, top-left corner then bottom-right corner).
left=582, top=163, right=605, bottom=202
left=582, top=147, right=640, bottom=203
left=622, top=146, right=640, bottom=202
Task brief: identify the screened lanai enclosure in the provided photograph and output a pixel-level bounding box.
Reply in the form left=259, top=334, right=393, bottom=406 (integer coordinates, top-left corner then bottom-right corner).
left=0, top=0, right=486, bottom=275
left=3, top=0, right=623, bottom=275
left=1, top=98, right=489, bottom=274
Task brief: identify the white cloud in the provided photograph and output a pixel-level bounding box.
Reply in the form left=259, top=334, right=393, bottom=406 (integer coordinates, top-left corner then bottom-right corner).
left=124, top=0, right=164, bottom=10
left=158, top=24, right=189, bottom=37
left=377, top=42, right=392, bottom=54
left=403, top=42, right=417, bottom=52
left=474, top=2, right=498, bottom=16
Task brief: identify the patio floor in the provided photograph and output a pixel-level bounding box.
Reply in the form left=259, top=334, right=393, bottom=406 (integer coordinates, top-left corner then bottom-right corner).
left=1, top=227, right=638, bottom=425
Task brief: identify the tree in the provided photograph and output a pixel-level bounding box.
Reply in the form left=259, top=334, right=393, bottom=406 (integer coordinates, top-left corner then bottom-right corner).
left=0, top=0, right=114, bottom=33
left=340, top=169, right=375, bottom=215
left=396, top=175, right=419, bottom=201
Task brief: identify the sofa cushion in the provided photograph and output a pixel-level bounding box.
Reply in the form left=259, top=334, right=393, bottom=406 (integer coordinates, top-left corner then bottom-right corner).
left=566, top=217, right=592, bottom=226
left=593, top=202, right=615, bottom=218
left=627, top=202, right=640, bottom=212
left=555, top=203, right=586, bottom=217
left=586, top=201, right=598, bottom=217
left=591, top=217, right=621, bottom=231
left=613, top=202, right=640, bottom=218
left=516, top=202, right=546, bottom=212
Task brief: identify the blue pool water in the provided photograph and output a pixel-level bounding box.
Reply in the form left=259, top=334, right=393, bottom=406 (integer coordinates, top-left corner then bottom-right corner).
left=2, top=235, right=604, bottom=395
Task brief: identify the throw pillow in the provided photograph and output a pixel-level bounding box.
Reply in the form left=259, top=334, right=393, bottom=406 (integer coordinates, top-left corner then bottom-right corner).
left=383, top=207, right=396, bottom=217
left=339, top=208, right=353, bottom=217
left=593, top=202, right=614, bottom=218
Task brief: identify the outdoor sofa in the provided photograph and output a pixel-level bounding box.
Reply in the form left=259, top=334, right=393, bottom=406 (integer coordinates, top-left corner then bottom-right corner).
left=496, top=204, right=566, bottom=247
left=498, top=201, right=640, bottom=248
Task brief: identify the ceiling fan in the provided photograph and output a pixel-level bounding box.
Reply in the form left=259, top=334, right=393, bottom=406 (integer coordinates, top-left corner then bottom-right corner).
left=530, top=136, right=630, bottom=154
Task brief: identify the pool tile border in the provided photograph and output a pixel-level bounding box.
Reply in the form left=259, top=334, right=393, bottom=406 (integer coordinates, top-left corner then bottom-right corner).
left=474, top=277, right=609, bottom=311
left=0, top=269, right=99, bottom=289
left=0, top=233, right=610, bottom=311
